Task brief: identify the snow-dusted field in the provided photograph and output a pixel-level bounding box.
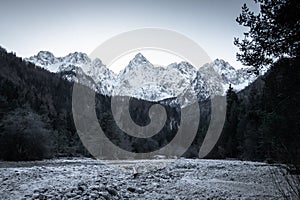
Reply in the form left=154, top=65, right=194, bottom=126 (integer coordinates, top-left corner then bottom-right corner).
left=0, top=158, right=293, bottom=199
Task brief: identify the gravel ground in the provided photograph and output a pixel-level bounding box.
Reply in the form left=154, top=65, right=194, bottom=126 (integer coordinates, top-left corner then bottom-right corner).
left=0, top=158, right=295, bottom=199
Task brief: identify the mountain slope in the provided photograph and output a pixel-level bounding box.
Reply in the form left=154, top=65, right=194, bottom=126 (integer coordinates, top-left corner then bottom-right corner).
left=26, top=52, right=116, bottom=95
left=26, top=51, right=260, bottom=106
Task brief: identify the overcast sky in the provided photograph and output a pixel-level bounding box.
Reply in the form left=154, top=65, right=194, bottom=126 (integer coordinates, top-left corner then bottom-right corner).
left=0, top=0, right=259, bottom=69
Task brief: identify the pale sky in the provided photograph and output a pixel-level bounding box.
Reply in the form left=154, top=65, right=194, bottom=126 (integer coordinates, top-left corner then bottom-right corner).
left=0, top=0, right=259, bottom=70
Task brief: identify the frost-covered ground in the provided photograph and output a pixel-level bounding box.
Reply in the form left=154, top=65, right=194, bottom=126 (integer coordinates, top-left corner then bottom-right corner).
left=0, top=158, right=294, bottom=199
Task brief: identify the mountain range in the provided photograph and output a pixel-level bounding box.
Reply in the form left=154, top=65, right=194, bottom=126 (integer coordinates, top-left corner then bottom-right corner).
left=25, top=51, right=259, bottom=106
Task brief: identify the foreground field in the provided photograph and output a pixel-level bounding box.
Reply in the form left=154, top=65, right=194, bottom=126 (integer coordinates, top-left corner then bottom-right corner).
left=0, top=158, right=293, bottom=199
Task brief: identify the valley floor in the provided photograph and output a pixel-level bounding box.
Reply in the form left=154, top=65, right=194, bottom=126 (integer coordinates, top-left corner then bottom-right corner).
left=0, top=158, right=294, bottom=199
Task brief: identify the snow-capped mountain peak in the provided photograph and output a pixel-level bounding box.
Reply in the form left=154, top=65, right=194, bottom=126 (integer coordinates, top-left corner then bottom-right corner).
left=199, top=58, right=257, bottom=95
left=213, top=59, right=235, bottom=71
left=168, top=61, right=198, bottom=82
left=26, top=51, right=116, bottom=96
left=126, top=53, right=152, bottom=70
left=36, top=51, right=55, bottom=60
left=131, top=53, right=150, bottom=65
left=114, top=54, right=202, bottom=105
left=29, top=51, right=58, bottom=67
left=118, top=53, right=154, bottom=78
left=63, top=52, right=91, bottom=64
left=26, top=51, right=261, bottom=107
left=170, top=61, right=196, bottom=72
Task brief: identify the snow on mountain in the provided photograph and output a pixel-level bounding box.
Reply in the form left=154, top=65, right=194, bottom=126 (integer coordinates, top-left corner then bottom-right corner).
left=199, top=59, right=257, bottom=95
left=114, top=53, right=199, bottom=105
left=26, top=52, right=260, bottom=106
left=27, top=51, right=61, bottom=72
left=25, top=52, right=116, bottom=96
left=58, top=65, right=98, bottom=92
left=167, top=61, right=197, bottom=82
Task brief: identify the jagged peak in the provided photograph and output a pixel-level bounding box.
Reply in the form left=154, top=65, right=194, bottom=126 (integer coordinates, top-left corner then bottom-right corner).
left=27, top=51, right=58, bottom=67
left=63, top=52, right=90, bottom=63
left=167, top=61, right=197, bottom=73
left=134, top=53, right=147, bottom=61
left=129, top=53, right=150, bottom=66
left=65, top=51, right=88, bottom=57
left=36, top=51, right=55, bottom=59
left=119, top=53, right=153, bottom=76
left=213, top=59, right=235, bottom=70
left=199, top=59, right=236, bottom=74
left=25, top=50, right=260, bottom=106
left=177, top=61, right=197, bottom=70
left=214, top=58, right=226, bottom=63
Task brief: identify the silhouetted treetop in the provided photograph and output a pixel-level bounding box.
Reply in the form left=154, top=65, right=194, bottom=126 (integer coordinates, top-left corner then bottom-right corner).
left=234, top=0, right=300, bottom=74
